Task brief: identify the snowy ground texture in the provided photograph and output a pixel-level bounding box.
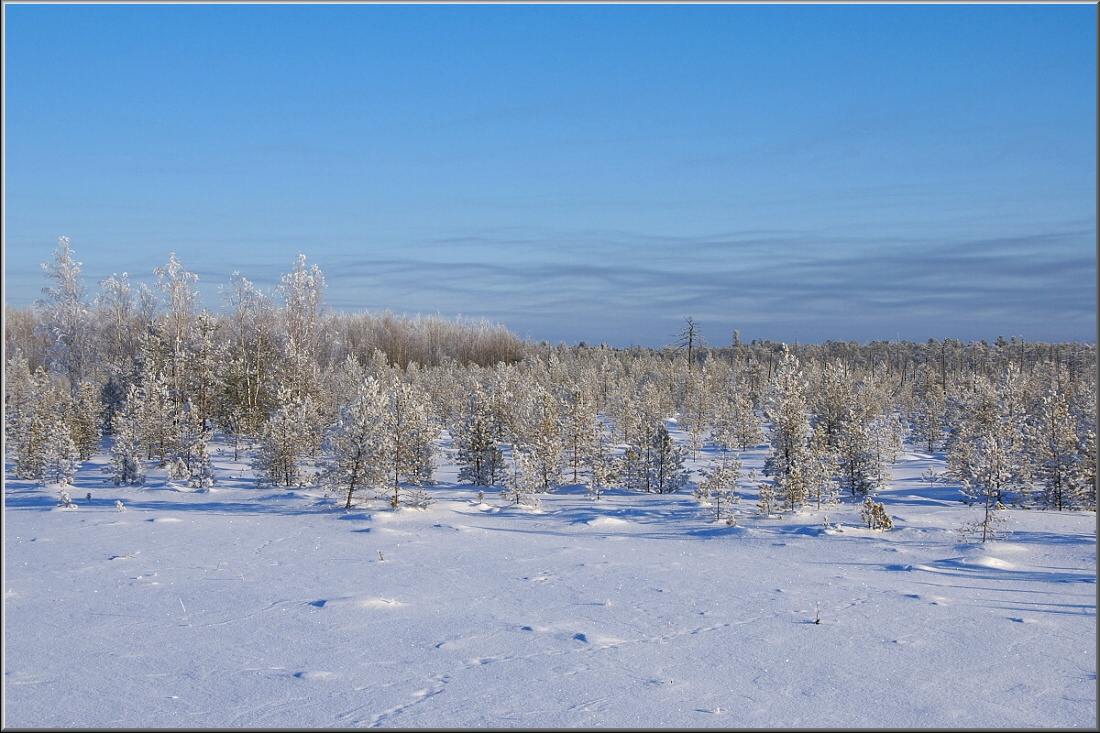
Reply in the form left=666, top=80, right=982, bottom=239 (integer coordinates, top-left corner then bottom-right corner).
left=4, top=426, right=1097, bottom=729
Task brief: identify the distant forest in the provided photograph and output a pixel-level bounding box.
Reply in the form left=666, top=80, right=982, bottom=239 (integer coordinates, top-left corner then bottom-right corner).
left=6, top=238, right=1097, bottom=521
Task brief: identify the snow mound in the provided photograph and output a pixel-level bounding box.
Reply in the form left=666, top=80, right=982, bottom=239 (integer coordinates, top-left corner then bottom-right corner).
left=310, top=596, right=405, bottom=609
left=971, top=556, right=1015, bottom=570
left=587, top=516, right=631, bottom=527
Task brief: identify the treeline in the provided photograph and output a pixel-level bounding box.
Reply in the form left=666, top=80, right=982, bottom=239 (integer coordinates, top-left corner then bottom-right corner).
left=4, top=238, right=1098, bottom=525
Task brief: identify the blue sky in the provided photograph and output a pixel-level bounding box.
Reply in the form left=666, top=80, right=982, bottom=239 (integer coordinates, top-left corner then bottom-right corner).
left=4, top=3, right=1095, bottom=347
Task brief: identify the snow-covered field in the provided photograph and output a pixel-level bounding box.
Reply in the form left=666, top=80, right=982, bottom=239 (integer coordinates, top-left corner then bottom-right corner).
left=4, top=426, right=1096, bottom=728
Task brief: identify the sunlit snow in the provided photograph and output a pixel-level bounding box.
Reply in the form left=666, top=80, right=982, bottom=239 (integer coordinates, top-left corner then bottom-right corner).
left=4, top=425, right=1096, bottom=728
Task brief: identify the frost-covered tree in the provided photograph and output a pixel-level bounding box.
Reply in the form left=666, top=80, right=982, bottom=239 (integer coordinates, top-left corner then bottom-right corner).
left=614, top=380, right=671, bottom=493
left=501, top=449, right=544, bottom=510
left=560, top=387, right=600, bottom=484
left=805, top=423, right=841, bottom=509
left=220, top=272, right=279, bottom=436
left=1024, top=389, right=1088, bottom=510
left=586, top=420, right=618, bottom=500
left=763, top=346, right=813, bottom=511
left=694, top=451, right=741, bottom=523
left=69, top=380, right=103, bottom=461
left=8, top=367, right=80, bottom=485
left=154, top=253, right=199, bottom=352
left=860, top=496, right=894, bottom=531
left=867, top=412, right=905, bottom=486
left=380, top=376, right=439, bottom=507
left=755, top=481, right=779, bottom=516
left=512, top=382, right=563, bottom=492
left=320, top=377, right=388, bottom=509
left=454, top=387, right=507, bottom=487
left=106, top=383, right=147, bottom=486
left=38, top=420, right=79, bottom=487
left=252, top=389, right=320, bottom=487
left=166, top=400, right=215, bottom=489
left=647, top=421, right=690, bottom=494
left=95, top=272, right=147, bottom=382
left=947, top=366, right=1032, bottom=508
left=181, top=311, right=226, bottom=428
left=132, top=335, right=176, bottom=465
left=810, top=365, right=902, bottom=501
left=36, top=236, right=93, bottom=391
left=909, top=366, right=948, bottom=452
left=1076, top=423, right=1097, bottom=512
left=5, top=353, right=41, bottom=478
left=711, top=379, right=763, bottom=453
left=278, top=254, right=327, bottom=358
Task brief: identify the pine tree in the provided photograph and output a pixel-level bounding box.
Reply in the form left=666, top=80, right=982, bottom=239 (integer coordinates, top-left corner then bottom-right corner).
left=860, top=496, right=894, bottom=531
left=648, top=421, right=689, bottom=494
left=763, top=346, right=812, bottom=511
left=910, top=366, right=948, bottom=451
left=454, top=387, right=506, bottom=487
left=586, top=420, right=618, bottom=500
left=6, top=355, right=44, bottom=480
left=512, top=382, right=563, bottom=493
left=694, top=451, right=741, bottom=523
left=711, top=382, right=762, bottom=453
left=805, top=423, right=841, bottom=509
left=9, top=369, right=78, bottom=485
left=947, top=367, right=1032, bottom=508
left=131, top=331, right=177, bottom=465
left=1076, top=424, right=1096, bottom=511
left=560, top=387, right=600, bottom=484
left=755, top=481, right=778, bottom=517
left=40, top=426, right=79, bottom=487
left=69, top=380, right=103, bottom=461
left=166, top=401, right=215, bottom=489
left=252, top=389, right=318, bottom=487
left=501, top=448, right=544, bottom=510
left=106, top=384, right=147, bottom=486
left=182, top=310, right=226, bottom=428
left=278, top=254, right=327, bottom=360
left=1025, top=389, right=1089, bottom=510
left=320, top=377, right=388, bottom=509
left=380, top=375, right=438, bottom=507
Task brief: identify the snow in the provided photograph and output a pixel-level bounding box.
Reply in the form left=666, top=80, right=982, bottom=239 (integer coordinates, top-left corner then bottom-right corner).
left=4, top=430, right=1096, bottom=728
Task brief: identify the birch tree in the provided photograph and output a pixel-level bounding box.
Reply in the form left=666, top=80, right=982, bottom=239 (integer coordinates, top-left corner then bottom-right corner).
left=37, top=236, right=91, bottom=391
